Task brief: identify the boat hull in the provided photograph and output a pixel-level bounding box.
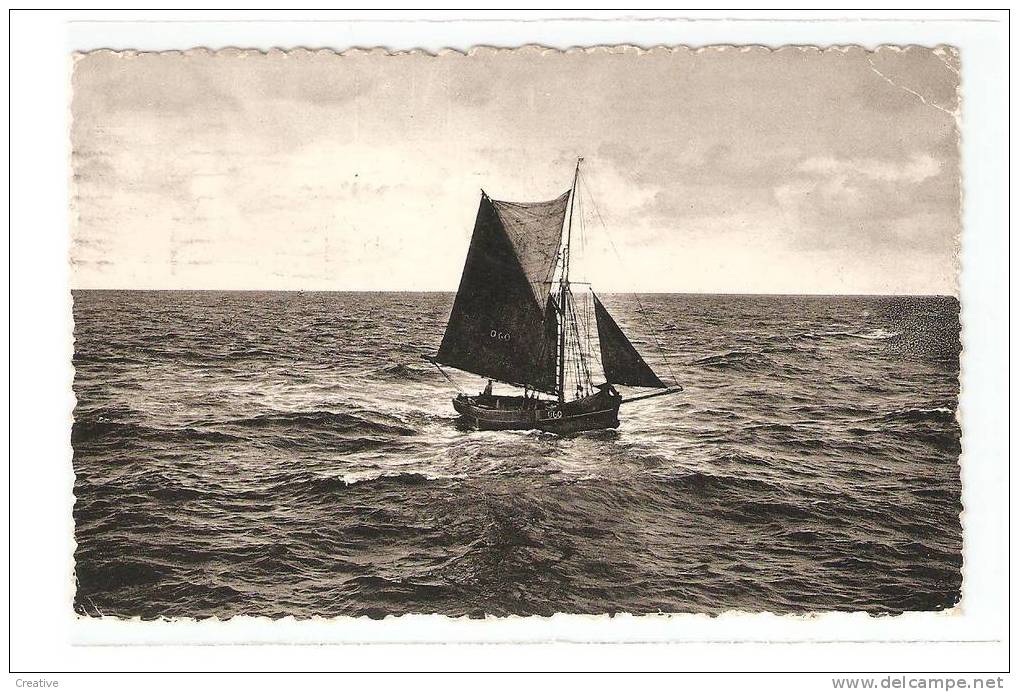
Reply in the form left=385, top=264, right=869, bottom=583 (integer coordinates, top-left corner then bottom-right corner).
left=452, top=389, right=621, bottom=434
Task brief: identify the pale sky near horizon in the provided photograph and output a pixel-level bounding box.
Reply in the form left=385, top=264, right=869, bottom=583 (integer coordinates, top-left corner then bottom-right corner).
left=71, top=46, right=960, bottom=294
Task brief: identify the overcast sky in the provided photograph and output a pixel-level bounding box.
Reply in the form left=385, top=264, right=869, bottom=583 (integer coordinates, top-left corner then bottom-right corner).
left=71, top=46, right=960, bottom=294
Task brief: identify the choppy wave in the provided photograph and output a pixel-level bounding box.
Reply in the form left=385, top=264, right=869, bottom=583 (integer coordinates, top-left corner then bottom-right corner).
left=795, top=328, right=902, bottom=342
left=875, top=406, right=955, bottom=423
left=272, top=471, right=443, bottom=501
left=71, top=291, right=962, bottom=618
left=72, top=416, right=244, bottom=445
left=692, top=349, right=774, bottom=372
left=228, top=409, right=417, bottom=437
left=375, top=363, right=435, bottom=382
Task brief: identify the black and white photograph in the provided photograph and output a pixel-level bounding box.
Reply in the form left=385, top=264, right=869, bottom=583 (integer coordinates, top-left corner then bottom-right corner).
left=6, top=8, right=1010, bottom=682
left=70, top=45, right=963, bottom=620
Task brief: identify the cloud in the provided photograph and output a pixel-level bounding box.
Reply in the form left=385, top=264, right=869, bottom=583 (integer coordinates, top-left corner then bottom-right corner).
left=71, top=47, right=961, bottom=294
left=796, top=153, right=942, bottom=184
left=773, top=151, right=957, bottom=258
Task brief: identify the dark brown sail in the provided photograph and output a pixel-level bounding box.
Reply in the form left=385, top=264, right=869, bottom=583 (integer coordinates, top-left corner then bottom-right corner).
left=434, top=191, right=569, bottom=393
left=592, top=293, right=666, bottom=388
left=490, top=193, right=570, bottom=312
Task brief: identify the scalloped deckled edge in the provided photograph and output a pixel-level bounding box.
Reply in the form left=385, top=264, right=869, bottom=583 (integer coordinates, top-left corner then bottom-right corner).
left=68, top=41, right=965, bottom=635
left=71, top=43, right=961, bottom=59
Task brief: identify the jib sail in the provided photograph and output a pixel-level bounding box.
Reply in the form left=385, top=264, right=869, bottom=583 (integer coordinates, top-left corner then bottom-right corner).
left=592, top=293, right=666, bottom=388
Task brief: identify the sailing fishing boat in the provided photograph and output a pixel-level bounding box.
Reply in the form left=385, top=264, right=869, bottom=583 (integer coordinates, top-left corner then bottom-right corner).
left=427, top=159, right=682, bottom=434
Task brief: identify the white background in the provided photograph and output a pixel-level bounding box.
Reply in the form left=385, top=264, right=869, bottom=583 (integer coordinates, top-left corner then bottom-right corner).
left=5, top=8, right=1011, bottom=683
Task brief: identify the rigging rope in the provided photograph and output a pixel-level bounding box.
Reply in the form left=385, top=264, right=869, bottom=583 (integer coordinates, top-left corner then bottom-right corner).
left=430, top=360, right=466, bottom=394
left=567, top=291, right=591, bottom=396
left=579, top=173, right=681, bottom=386
left=583, top=290, right=597, bottom=382
left=552, top=287, right=593, bottom=400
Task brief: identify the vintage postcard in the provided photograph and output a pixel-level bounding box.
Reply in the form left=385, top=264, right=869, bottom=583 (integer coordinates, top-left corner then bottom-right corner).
left=69, top=44, right=963, bottom=622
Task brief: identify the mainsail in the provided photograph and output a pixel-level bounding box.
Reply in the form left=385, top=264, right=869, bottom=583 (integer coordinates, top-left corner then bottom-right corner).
left=592, top=293, right=666, bottom=388
left=434, top=191, right=570, bottom=393
left=490, top=194, right=570, bottom=311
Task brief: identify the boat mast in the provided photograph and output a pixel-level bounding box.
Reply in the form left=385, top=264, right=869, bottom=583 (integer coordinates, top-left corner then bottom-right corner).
left=558, top=157, right=582, bottom=402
